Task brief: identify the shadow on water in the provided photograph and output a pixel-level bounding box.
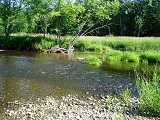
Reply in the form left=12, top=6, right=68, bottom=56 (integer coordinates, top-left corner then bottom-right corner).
left=0, top=51, right=159, bottom=103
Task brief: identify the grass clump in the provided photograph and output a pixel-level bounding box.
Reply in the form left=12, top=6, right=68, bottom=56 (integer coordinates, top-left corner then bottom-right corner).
left=139, top=52, right=160, bottom=63
left=121, top=52, right=139, bottom=63
left=119, top=87, right=131, bottom=105
left=105, top=51, right=123, bottom=62
left=85, top=56, right=102, bottom=66
left=106, top=51, right=139, bottom=63
left=135, top=67, right=160, bottom=117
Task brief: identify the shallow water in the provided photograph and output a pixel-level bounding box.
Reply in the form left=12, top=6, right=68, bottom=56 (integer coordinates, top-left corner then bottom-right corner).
left=0, top=51, right=159, bottom=103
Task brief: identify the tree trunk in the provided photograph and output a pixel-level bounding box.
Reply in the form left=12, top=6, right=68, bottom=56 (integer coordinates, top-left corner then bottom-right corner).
left=137, top=27, right=141, bottom=37
left=57, top=16, right=61, bottom=45
left=5, top=25, right=12, bottom=36
left=120, top=14, right=122, bottom=36
left=43, top=27, right=47, bottom=38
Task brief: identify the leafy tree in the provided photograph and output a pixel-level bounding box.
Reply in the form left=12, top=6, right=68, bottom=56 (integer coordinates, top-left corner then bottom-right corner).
left=0, top=17, right=4, bottom=34
left=0, top=0, right=25, bottom=36
left=25, top=0, right=56, bottom=37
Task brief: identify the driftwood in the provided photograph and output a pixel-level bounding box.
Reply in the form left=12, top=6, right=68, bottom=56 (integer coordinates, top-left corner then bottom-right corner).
left=45, top=45, right=74, bottom=54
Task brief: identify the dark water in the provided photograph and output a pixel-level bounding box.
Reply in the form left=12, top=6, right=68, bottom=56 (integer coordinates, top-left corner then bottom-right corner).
left=0, top=51, right=159, bottom=102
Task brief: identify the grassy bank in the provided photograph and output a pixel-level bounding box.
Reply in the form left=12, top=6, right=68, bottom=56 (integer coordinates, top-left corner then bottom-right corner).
left=77, top=36, right=160, bottom=52
left=0, top=34, right=160, bottom=63
left=77, top=36, right=160, bottom=64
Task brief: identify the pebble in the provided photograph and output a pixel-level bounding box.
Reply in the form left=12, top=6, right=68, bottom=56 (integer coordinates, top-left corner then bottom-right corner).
left=0, top=94, right=156, bottom=120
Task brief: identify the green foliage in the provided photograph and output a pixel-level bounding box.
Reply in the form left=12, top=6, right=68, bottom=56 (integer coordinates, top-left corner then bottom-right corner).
left=85, top=56, right=102, bottom=66
left=135, top=67, right=160, bottom=117
left=74, top=41, right=88, bottom=51
left=0, top=0, right=160, bottom=36
left=121, top=52, right=139, bottom=63
left=139, top=52, right=160, bottom=63
left=119, top=87, right=131, bottom=105
left=0, top=34, right=55, bottom=51
left=78, top=37, right=160, bottom=52
left=105, top=51, right=123, bottom=61
left=34, top=38, right=54, bottom=51
left=105, top=51, right=139, bottom=63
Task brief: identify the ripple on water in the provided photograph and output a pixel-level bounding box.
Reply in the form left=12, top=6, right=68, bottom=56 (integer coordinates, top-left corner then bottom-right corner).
left=1, top=51, right=157, bottom=102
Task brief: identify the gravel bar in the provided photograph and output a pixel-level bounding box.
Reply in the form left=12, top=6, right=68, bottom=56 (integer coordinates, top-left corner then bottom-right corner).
left=0, top=94, right=159, bottom=120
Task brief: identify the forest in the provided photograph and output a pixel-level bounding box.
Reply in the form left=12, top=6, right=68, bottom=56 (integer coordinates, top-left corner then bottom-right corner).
left=0, top=0, right=160, bottom=37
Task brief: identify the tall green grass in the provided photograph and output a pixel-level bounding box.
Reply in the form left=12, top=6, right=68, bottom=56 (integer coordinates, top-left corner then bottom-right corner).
left=105, top=51, right=139, bottom=63
left=135, top=67, right=160, bottom=117
left=76, top=36, right=160, bottom=52
left=139, top=52, right=160, bottom=63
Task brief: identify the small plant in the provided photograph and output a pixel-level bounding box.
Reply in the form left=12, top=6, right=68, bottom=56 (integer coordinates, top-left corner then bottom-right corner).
left=85, top=56, right=102, bottom=66
left=119, top=87, right=131, bottom=105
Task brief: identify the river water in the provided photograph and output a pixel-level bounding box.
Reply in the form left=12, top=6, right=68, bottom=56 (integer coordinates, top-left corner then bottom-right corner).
left=0, top=51, right=159, bottom=103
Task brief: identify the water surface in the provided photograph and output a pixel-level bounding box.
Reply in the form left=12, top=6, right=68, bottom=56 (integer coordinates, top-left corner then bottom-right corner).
left=0, top=51, right=159, bottom=103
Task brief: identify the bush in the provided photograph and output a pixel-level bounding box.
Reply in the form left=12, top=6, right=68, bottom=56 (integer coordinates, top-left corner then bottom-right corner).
left=85, top=56, right=102, bottom=66
left=74, top=41, right=87, bottom=51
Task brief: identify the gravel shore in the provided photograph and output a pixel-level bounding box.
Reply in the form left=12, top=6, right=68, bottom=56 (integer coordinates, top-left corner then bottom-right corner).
left=0, top=94, right=159, bottom=120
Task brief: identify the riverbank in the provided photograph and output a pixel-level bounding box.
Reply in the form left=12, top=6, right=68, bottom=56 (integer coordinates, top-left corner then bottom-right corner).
left=0, top=35, right=160, bottom=63
left=1, top=94, right=159, bottom=120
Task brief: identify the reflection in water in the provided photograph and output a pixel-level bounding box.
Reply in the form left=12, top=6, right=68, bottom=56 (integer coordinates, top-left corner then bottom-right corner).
left=0, top=51, right=159, bottom=103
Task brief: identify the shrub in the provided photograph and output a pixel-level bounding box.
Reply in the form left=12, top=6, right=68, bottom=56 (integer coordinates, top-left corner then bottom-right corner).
left=85, top=56, right=102, bottom=66
left=74, top=41, right=87, bottom=51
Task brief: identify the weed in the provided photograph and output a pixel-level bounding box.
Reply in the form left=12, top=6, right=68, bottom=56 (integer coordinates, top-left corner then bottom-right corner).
left=119, top=87, right=131, bottom=105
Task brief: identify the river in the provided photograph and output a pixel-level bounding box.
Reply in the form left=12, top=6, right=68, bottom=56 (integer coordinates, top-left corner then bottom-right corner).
left=0, top=51, right=159, bottom=103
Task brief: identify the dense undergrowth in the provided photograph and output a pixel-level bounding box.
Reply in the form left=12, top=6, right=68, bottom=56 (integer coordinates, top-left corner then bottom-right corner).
left=0, top=34, right=56, bottom=51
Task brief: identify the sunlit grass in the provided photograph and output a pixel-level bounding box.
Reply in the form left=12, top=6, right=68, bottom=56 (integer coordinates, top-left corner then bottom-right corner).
left=85, top=56, right=102, bottom=66
left=78, top=36, right=160, bottom=52
left=139, top=51, right=160, bottom=63
left=105, top=51, right=139, bottom=63
left=135, top=67, right=160, bottom=117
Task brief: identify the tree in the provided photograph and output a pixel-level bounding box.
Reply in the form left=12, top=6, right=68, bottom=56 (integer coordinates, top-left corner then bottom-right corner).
left=0, top=0, right=25, bottom=36
left=68, top=0, right=120, bottom=48
left=25, top=0, right=56, bottom=37
left=47, top=0, right=120, bottom=53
